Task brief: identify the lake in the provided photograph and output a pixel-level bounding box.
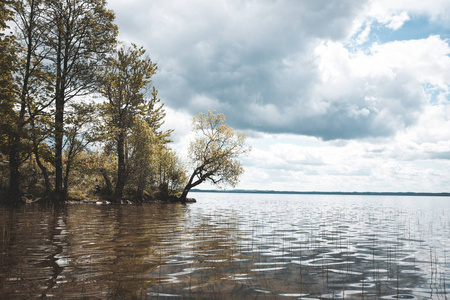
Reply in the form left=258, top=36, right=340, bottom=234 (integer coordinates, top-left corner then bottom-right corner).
left=0, top=193, right=449, bottom=299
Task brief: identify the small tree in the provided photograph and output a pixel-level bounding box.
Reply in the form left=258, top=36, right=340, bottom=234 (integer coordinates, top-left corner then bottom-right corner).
left=155, top=145, right=187, bottom=196
left=180, top=111, right=251, bottom=201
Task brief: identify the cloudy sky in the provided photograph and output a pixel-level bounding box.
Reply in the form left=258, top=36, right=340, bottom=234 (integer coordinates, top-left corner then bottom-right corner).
left=107, top=0, right=450, bottom=192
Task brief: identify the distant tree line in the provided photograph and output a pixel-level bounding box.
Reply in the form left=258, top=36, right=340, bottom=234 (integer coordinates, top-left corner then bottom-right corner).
left=0, top=0, right=250, bottom=204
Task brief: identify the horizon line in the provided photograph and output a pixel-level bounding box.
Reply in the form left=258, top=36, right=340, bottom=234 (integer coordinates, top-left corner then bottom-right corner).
left=191, top=189, right=450, bottom=197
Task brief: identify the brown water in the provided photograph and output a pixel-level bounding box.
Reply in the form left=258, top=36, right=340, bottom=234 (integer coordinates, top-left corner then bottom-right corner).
left=0, top=193, right=449, bottom=299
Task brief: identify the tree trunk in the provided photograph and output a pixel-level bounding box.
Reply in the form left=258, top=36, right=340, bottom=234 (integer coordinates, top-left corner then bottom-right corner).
left=63, top=140, right=77, bottom=199
left=54, top=97, right=64, bottom=202
left=136, top=184, right=144, bottom=201
left=179, top=167, right=208, bottom=202
left=179, top=185, right=191, bottom=202
left=179, top=170, right=198, bottom=201
left=52, top=20, right=66, bottom=202
left=34, top=148, right=51, bottom=195
left=8, top=143, right=21, bottom=202
left=63, top=158, right=71, bottom=199
left=114, top=132, right=126, bottom=201
left=8, top=107, right=27, bottom=203
left=100, top=168, right=112, bottom=194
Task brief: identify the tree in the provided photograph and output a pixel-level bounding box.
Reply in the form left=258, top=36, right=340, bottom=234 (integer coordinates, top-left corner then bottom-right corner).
left=128, top=118, right=157, bottom=200
left=62, top=102, right=96, bottom=197
left=98, top=44, right=160, bottom=201
left=126, top=120, right=185, bottom=201
left=155, top=145, right=186, bottom=193
left=180, top=111, right=251, bottom=201
left=0, top=1, right=15, bottom=110
left=0, top=1, right=15, bottom=153
left=5, top=0, right=54, bottom=202
left=43, top=0, right=118, bottom=201
left=0, top=1, right=16, bottom=199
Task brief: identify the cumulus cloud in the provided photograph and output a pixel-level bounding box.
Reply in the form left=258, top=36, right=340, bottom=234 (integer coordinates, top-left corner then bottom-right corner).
left=239, top=107, right=450, bottom=192
left=370, top=0, right=450, bottom=25
left=108, top=0, right=449, bottom=141
left=367, top=5, right=410, bottom=30
left=309, top=36, right=450, bottom=139
left=106, top=0, right=450, bottom=192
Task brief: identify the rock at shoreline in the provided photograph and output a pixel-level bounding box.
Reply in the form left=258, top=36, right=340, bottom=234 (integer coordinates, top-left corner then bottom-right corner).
left=184, top=198, right=197, bottom=203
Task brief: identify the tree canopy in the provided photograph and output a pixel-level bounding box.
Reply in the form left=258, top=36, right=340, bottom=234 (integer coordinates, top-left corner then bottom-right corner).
left=180, top=111, right=251, bottom=201
left=98, top=44, right=169, bottom=201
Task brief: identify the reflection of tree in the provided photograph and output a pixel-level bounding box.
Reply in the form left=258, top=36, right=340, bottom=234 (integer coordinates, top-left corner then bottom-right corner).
left=49, top=203, right=189, bottom=298
left=144, top=214, right=255, bottom=298
left=0, top=204, right=68, bottom=298
left=0, top=203, right=191, bottom=298
left=41, top=206, right=67, bottom=297
left=106, top=205, right=166, bottom=297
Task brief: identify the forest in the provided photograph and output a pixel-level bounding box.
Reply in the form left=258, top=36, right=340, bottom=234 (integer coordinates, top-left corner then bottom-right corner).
left=0, top=0, right=250, bottom=204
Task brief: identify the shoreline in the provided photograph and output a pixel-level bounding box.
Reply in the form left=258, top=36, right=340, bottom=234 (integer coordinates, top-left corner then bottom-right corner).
left=0, top=191, right=196, bottom=205
left=191, top=189, right=450, bottom=197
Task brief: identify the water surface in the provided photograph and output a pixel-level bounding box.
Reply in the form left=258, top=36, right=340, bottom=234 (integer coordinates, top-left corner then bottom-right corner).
left=0, top=193, right=449, bottom=299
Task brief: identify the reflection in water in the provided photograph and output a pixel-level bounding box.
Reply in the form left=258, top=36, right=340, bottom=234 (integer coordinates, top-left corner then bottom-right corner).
left=0, top=194, right=449, bottom=299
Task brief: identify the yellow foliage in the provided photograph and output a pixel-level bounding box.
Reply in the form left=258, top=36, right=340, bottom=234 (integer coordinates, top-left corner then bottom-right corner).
left=182, top=111, right=251, bottom=199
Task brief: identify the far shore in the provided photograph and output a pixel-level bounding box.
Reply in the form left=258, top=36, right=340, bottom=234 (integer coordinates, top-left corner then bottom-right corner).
left=191, top=189, right=450, bottom=197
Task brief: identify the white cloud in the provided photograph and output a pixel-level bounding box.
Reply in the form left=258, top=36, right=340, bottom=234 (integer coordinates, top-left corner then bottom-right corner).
left=239, top=111, right=450, bottom=192
left=367, top=5, right=410, bottom=30
left=354, top=22, right=372, bottom=45
left=385, top=11, right=410, bottom=30
left=161, top=107, right=193, bottom=158
left=107, top=0, right=450, bottom=192
left=370, top=0, right=450, bottom=24
left=312, top=35, right=450, bottom=139
left=237, top=99, right=450, bottom=193
left=108, top=0, right=377, bottom=139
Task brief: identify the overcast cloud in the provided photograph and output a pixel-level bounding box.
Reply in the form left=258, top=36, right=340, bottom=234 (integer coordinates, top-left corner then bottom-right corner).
left=107, top=0, right=450, bottom=192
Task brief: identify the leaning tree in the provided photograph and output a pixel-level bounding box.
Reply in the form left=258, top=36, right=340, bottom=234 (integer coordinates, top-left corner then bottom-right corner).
left=180, top=111, right=251, bottom=201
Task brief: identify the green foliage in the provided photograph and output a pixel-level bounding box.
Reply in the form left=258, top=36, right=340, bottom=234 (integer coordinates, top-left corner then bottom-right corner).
left=97, top=43, right=179, bottom=200
left=128, top=117, right=157, bottom=197
left=98, top=44, right=157, bottom=200
left=181, top=111, right=251, bottom=200
left=0, top=1, right=190, bottom=203
left=155, top=145, right=187, bottom=192
left=98, top=44, right=157, bottom=142
left=147, top=87, right=173, bottom=143
left=0, top=0, right=16, bottom=153
left=0, top=1, right=13, bottom=29
left=126, top=122, right=187, bottom=199
left=1, top=0, right=119, bottom=202
left=43, top=0, right=118, bottom=98
left=43, top=0, right=118, bottom=200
